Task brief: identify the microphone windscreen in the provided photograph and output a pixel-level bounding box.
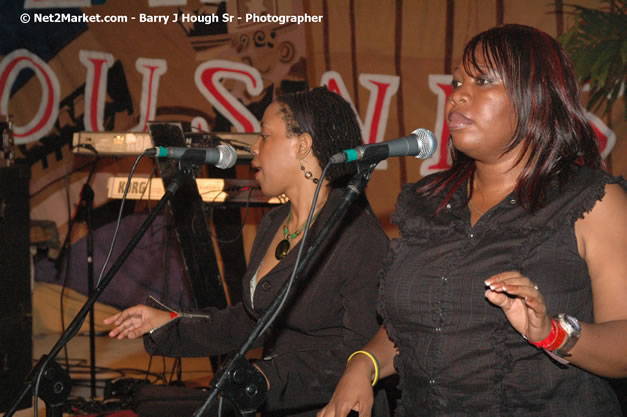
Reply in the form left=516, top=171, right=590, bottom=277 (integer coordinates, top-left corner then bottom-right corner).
left=412, top=128, right=437, bottom=159
left=216, top=144, right=237, bottom=169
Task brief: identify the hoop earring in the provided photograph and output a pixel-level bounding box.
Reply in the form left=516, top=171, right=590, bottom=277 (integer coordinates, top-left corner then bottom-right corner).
left=300, top=159, right=319, bottom=184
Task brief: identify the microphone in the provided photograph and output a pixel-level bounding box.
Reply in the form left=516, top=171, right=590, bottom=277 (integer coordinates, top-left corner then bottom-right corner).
left=329, top=128, right=436, bottom=164
left=147, top=144, right=237, bottom=169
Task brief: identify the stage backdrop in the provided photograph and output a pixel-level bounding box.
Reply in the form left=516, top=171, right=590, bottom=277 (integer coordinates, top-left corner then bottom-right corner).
left=0, top=0, right=624, bottom=313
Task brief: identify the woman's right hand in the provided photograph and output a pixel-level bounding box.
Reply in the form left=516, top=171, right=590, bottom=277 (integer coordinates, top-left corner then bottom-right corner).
left=103, top=305, right=171, bottom=339
left=317, top=354, right=375, bottom=417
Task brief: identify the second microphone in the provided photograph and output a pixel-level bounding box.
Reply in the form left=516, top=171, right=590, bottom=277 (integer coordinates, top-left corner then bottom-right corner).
left=329, top=128, right=436, bottom=164
left=147, top=144, right=238, bottom=169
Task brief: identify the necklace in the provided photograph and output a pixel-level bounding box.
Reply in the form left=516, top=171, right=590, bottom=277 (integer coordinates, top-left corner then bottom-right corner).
left=274, top=210, right=320, bottom=260
left=468, top=198, right=485, bottom=216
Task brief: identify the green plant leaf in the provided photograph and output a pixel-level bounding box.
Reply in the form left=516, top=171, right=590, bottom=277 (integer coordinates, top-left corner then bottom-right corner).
left=558, top=0, right=626, bottom=120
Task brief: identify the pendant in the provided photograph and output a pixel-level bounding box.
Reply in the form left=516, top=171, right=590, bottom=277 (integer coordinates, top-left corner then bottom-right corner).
left=275, top=239, right=291, bottom=260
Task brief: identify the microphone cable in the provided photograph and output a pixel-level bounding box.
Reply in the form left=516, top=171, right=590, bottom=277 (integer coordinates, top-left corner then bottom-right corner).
left=95, top=150, right=151, bottom=287
left=254, top=161, right=331, bottom=342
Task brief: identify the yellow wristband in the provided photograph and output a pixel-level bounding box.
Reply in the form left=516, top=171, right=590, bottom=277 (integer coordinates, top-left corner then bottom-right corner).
left=347, top=350, right=379, bottom=386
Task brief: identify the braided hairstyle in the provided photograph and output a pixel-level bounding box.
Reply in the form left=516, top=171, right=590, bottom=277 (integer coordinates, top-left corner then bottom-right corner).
left=276, top=86, right=363, bottom=187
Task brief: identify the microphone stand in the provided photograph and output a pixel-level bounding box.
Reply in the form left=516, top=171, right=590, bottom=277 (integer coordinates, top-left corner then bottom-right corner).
left=192, top=161, right=378, bottom=417
left=3, top=166, right=193, bottom=417
left=79, top=183, right=97, bottom=399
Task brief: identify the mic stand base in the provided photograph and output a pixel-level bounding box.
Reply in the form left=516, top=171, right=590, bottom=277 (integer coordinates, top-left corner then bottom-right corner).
left=23, top=354, right=72, bottom=417
left=3, top=168, right=192, bottom=417
left=45, top=404, right=63, bottom=417
left=209, top=356, right=267, bottom=415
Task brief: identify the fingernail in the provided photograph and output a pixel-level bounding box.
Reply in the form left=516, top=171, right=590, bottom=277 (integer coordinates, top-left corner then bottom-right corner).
left=489, top=284, right=496, bottom=290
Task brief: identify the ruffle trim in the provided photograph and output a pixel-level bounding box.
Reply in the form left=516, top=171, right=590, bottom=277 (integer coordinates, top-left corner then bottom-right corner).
left=559, top=169, right=626, bottom=224
left=392, top=166, right=627, bottom=253
left=489, top=319, right=514, bottom=416
left=392, top=182, right=466, bottom=243
left=516, top=168, right=626, bottom=263
left=377, top=238, right=410, bottom=416
left=377, top=238, right=401, bottom=322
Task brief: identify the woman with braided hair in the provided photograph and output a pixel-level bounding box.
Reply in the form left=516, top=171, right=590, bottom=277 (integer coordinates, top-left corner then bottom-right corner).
left=105, top=87, right=390, bottom=417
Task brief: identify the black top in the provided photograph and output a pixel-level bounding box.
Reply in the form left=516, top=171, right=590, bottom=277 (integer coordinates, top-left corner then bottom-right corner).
left=145, top=187, right=390, bottom=416
left=380, top=164, right=626, bottom=417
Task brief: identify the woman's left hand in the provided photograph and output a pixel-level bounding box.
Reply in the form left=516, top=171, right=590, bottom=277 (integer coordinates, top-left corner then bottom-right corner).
left=484, top=271, right=552, bottom=343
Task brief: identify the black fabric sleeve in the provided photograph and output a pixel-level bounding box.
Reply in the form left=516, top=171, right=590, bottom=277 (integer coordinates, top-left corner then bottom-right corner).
left=143, top=301, right=260, bottom=357
left=142, top=206, right=281, bottom=357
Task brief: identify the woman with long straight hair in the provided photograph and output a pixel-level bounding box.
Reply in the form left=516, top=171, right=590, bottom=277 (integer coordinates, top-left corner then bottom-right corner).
left=319, top=24, right=627, bottom=417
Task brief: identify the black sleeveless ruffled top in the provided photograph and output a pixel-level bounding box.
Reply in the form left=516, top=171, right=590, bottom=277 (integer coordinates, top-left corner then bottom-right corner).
left=380, top=164, right=626, bottom=417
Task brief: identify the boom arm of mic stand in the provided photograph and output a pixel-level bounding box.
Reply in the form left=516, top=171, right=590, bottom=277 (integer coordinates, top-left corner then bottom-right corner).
left=3, top=169, right=191, bottom=417
left=192, top=161, right=378, bottom=417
